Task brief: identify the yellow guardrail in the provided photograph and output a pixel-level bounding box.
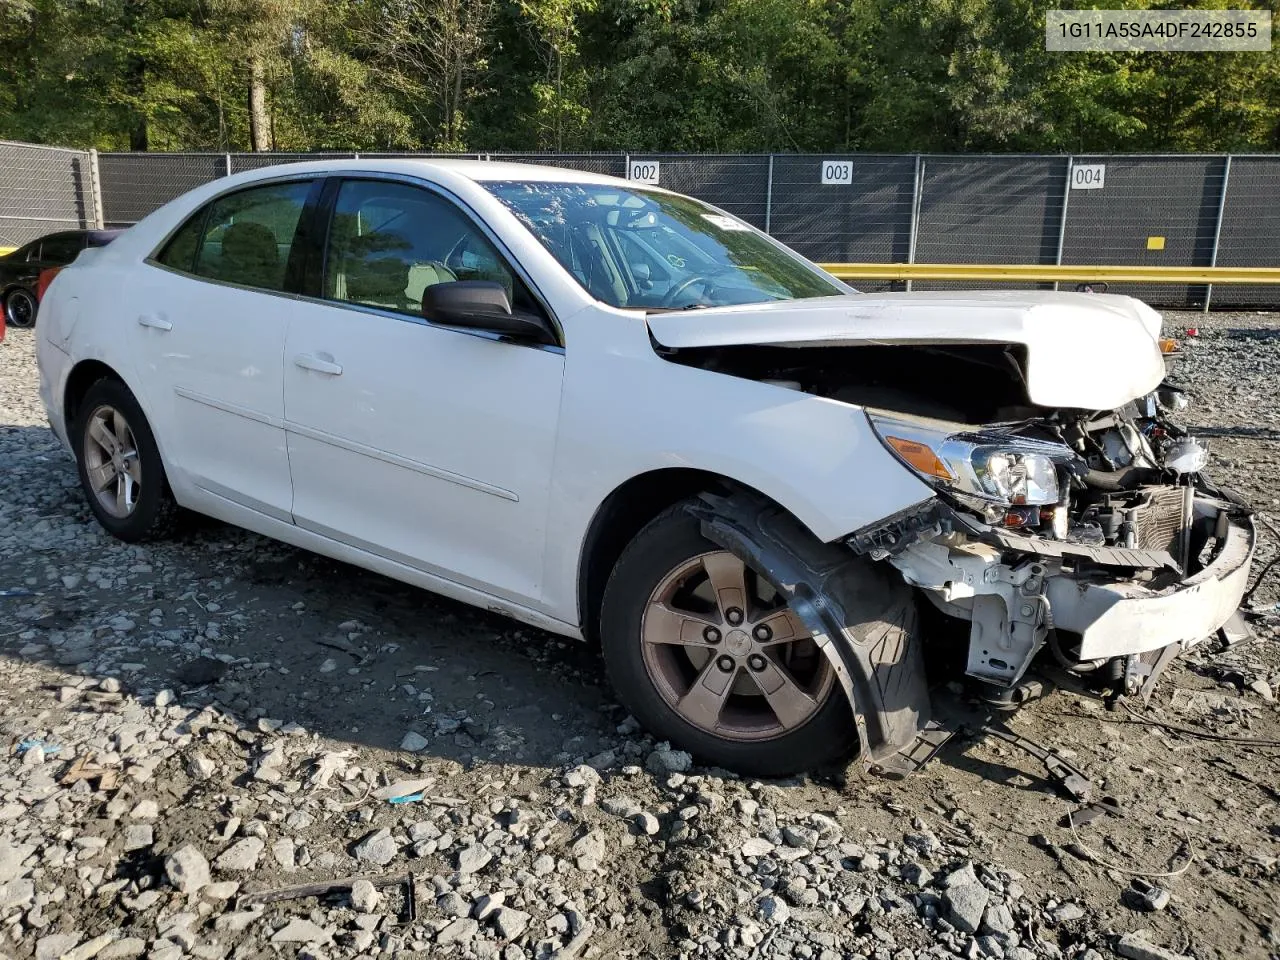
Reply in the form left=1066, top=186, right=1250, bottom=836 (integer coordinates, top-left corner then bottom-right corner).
left=819, top=263, right=1280, bottom=284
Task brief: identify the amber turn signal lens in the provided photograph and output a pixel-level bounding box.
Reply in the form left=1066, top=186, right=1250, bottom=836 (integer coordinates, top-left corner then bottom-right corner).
left=885, top=436, right=953, bottom=480
left=1002, top=507, right=1041, bottom=528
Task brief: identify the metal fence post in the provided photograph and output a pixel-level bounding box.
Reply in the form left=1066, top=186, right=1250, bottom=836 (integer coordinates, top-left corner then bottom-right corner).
left=764, top=155, right=774, bottom=234
left=906, top=155, right=924, bottom=292
left=224, top=153, right=232, bottom=177
left=1204, top=154, right=1232, bottom=313
left=1053, top=156, right=1073, bottom=291
left=87, top=148, right=104, bottom=229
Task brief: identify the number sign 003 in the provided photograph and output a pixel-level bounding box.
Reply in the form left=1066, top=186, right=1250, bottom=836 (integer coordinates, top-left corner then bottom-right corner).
left=821, top=160, right=852, bottom=185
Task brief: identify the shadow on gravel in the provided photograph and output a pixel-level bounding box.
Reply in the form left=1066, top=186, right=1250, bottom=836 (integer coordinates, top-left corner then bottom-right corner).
left=0, top=426, right=622, bottom=773
left=1189, top=425, right=1280, bottom=442
left=1, top=421, right=1090, bottom=790
left=1220, top=327, right=1280, bottom=341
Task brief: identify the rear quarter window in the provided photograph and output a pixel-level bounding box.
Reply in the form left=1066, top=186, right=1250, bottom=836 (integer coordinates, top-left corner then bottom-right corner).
left=155, top=211, right=207, bottom=274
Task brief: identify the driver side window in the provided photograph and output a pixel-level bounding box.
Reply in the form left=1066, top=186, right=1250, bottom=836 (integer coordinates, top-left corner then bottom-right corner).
left=324, top=180, right=532, bottom=320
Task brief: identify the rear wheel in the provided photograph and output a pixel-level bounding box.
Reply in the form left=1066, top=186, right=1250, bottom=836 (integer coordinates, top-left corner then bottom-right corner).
left=72, top=379, right=178, bottom=542
left=600, top=503, right=856, bottom=776
left=4, top=287, right=36, bottom=329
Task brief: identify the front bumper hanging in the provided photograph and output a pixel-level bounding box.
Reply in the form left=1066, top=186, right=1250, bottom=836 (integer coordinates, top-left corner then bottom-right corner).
left=888, top=491, right=1256, bottom=687
left=1048, top=511, right=1254, bottom=659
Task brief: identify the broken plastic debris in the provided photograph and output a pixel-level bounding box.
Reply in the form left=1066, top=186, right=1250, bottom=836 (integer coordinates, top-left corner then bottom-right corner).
left=373, top=778, right=434, bottom=803
left=16, top=739, right=60, bottom=757
left=387, top=792, right=427, bottom=805
left=0, top=587, right=34, bottom=597
left=307, top=750, right=354, bottom=789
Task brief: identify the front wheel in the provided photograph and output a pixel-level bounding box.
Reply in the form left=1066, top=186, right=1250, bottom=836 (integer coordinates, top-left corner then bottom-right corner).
left=71, top=379, right=179, bottom=542
left=4, top=287, right=36, bottom=329
left=600, top=503, right=857, bottom=776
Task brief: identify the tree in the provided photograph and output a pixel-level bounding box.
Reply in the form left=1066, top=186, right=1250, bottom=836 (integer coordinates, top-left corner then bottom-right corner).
left=0, top=0, right=1277, bottom=155
left=517, top=0, right=597, bottom=150
left=358, top=0, right=496, bottom=150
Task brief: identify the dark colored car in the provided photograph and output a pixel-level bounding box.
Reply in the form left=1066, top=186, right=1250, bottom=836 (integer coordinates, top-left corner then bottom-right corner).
left=0, top=229, right=121, bottom=329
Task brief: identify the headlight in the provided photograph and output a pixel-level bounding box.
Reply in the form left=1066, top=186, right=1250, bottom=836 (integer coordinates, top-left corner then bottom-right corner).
left=868, top=411, right=1073, bottom=509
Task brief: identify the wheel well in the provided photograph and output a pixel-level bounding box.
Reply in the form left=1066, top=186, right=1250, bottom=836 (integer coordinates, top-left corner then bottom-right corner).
left=63, top=360, right=124, bottom=435
left=577, top=468, right=741, bottom=646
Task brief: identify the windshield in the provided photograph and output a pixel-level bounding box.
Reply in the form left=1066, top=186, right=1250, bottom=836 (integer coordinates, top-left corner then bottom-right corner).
left=484, top=181, right=846, bottom=310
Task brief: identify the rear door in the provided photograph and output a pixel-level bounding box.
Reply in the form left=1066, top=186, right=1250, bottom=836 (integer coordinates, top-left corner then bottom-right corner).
left=282, top=176, right=565, bottom=607
left=129, top=178, right=323, bottom=520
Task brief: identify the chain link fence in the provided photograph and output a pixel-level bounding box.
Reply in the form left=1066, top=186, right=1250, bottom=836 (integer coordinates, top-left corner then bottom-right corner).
left=0, top=140, right=100, bottom=247
left=6, top=144, right=1280, bottom=308
left=1214, top=155, right=1280, bottom=308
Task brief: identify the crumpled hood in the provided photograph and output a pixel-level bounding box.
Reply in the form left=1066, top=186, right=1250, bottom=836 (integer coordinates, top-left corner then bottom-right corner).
left=647, top=290, right=1167, bottom=411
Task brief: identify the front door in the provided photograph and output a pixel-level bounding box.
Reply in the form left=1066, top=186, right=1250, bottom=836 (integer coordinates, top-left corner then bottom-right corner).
left=283, top=177, right=565, bottom=607
left=129, top=179, right=319, bottom=521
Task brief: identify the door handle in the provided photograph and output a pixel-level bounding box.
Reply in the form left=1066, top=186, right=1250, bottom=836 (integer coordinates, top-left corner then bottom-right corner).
left=294, top=353, right=343, bottom=376
left=137, top=314, right=172, bottom=331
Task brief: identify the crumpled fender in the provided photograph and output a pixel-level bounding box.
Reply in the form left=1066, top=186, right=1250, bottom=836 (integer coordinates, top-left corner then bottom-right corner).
left=685, top=490, right=930, bottom=762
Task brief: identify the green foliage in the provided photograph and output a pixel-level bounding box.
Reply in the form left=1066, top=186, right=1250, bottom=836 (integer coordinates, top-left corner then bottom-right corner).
left=0, top=0, right=1276, bottom=152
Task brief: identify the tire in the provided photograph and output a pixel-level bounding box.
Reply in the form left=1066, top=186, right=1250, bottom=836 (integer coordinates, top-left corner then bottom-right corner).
left=4, top=287, right=36, bottom=329
left=71, top=378, right=179, bottom=542
left=600, top=502, right=858, bottom=777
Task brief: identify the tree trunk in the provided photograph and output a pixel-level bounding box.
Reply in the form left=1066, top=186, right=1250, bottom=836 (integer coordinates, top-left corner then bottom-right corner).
left=124, top=16, right=148, bottom=149
left=248, top=56, right=272, bottom=152
left=131, top=115, right=149, bottom=152
left=452, top=64, right=463, bottom=144
left=555, top=52, right=563, bottom=151
left=128, top=54, right=148, bottom=150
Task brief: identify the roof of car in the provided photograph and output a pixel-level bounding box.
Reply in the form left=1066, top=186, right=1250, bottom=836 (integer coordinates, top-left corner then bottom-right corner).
left=235, top=157, right=639, bottom=189
left=27, top=228, right=123, bottom=245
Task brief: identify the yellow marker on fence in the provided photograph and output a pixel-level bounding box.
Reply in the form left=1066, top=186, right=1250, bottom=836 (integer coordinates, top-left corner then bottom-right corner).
left=1146, top=236, right=1166, bottom=251
left=819, top=263, right=1280, bottom=284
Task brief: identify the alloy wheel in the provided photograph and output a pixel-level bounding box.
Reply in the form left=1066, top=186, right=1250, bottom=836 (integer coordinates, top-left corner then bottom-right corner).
left=5, top=289, right=35, bottom=328
left=82, top=405, right=143, bottom=518
left=640, top=550, right=834, bottom=741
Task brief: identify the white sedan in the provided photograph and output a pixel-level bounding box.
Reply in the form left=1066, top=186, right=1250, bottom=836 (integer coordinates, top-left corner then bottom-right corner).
left=37, top=159, right=1254, bottom=776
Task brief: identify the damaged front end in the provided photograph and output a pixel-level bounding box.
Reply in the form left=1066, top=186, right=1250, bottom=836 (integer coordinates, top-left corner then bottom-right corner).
left=855, top=385, right=1256, bottom=701
left=652, top=294, right=1254, bottom=769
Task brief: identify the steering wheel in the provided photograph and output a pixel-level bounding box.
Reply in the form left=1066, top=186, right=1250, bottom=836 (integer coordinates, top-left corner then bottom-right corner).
left=662, top=274, right=715, bottom=307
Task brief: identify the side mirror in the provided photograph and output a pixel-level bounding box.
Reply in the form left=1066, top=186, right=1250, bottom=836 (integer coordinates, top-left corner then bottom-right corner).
left=422, top=280, right=553, bottom=345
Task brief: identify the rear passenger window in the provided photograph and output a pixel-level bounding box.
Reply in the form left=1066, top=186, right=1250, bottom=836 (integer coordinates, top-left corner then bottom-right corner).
left=194, top=182, right=310, bottom=292
left=324, top=179, right=534, bottom=318
left=40, top=235, right=83, bottom=264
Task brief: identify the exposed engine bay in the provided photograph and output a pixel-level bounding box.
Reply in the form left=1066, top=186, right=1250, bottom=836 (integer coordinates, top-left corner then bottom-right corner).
left=660, top=341, right=1040, bottom=423
left=662, top=339, right=1256, bottom=706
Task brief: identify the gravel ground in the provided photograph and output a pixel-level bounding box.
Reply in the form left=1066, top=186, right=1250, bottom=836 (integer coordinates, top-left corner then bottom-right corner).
left=0, top=312, right=1276, bottom=960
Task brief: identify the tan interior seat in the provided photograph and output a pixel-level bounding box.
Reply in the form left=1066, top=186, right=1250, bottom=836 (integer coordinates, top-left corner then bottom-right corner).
left=405, top=261, right=458, bottom=308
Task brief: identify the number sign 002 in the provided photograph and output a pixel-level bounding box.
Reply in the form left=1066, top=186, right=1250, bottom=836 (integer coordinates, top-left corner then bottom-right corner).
left=628, top=160, right=660, bottom=185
